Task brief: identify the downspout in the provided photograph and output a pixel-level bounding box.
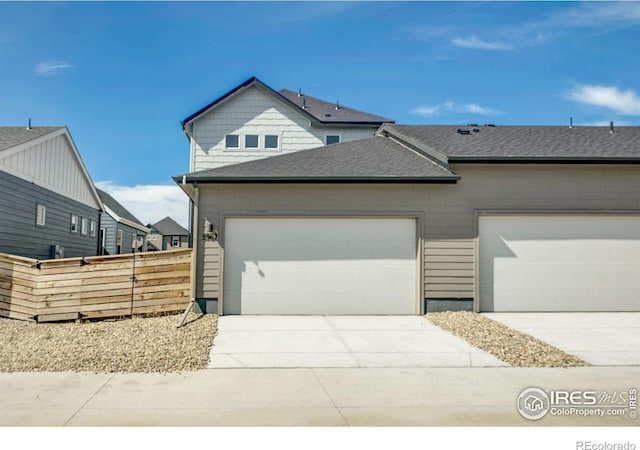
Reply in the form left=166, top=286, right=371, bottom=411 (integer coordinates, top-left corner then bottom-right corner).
left=190, top=182, right=199, bottom=307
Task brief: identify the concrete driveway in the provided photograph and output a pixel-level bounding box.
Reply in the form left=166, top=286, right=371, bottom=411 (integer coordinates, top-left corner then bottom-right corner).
left=483, top=313, right=640, bottom=366
left=208, top=315, right=508, bottom=368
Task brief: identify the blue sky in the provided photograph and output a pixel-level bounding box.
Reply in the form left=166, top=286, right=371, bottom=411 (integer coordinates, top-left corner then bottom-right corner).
left=1, top=1, right=639, bottom=226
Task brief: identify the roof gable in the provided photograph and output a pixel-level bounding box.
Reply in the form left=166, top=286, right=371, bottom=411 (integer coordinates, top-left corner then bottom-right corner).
left=151, top=216, right=189, bottom=236
left=0, top=126, right=103, bottom=209
left=98, top=189, right=149, bottom=232
left=181, top=76, right=393, bottom=137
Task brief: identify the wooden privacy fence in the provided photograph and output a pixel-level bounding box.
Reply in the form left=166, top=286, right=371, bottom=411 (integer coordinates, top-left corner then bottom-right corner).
left=0, top=249, right=192, bottom=322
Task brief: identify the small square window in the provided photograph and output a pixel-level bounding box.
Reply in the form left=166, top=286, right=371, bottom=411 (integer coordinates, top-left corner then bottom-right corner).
left=90, top=220, right=97, bottom=237
left=172, top=236, right=181, bottom=247
left=70, top=214, right=78, bottom=233
left=81, top=218, right=88, bottom=235
left=265, top=135, right=279, bottom=149
left=326, top=135, right=340, bottom=145
left=245, top=134, right=259, bottom=148
left=225, top=134, right=239, bottom=148
left=36, top=204, right=46, bottom=226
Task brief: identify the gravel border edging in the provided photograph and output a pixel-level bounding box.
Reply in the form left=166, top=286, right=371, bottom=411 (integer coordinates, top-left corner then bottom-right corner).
left=0, top=313, right=218, bottom=373
left=427, top=311, right=590, bottom=368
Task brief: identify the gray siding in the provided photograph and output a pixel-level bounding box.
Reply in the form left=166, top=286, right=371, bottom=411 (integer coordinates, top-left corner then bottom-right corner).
left=100, top=213, right=146, bottom=255
left=193, top=164, right=640, bottom=304
left=0, top=170, right=100, bottom=259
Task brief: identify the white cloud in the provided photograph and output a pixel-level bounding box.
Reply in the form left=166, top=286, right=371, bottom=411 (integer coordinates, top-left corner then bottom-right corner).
left=568, top=84, right=640, bottom=115
left=95, top=181, right=190, bottom=229
left=35, top=61, right=72, bottom=75
left=582, top=120, right=630, bottom=127
left=411, top=101, right=499, bottom=117
left=452, top=35, right=513, bottom=50
left=563, top=2, right=640, bottom=26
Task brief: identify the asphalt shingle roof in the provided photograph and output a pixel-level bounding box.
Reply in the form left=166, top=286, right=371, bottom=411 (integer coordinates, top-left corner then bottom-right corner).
left=176, top=136, right=458, bottom=182
left=97, top=189, right=145, bottom=227
left=389, top=125, right=640, bottom=160
left=0, top=127, right=63, bottom=152
left=151, top=217, right=189, bottom=236
left=278, top=89, right=394, bottom=124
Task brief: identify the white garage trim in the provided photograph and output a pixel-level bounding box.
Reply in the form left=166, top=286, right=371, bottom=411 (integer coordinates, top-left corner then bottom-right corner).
left=478, top=213, right=640, bottom=312
left=220, top=214, right=422, bottom=315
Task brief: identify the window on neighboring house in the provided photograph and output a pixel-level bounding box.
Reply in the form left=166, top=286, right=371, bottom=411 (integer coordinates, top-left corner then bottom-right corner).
left=100, top=228, right=106, bottom=255
left=225, top=134, right=239, bottom=148
left=326, top=135, right=340, bottom=145
left=148, top=234, right=157, bottom=241
left=90, top=220, right=97, bottom=237
left=245, top=134, right=259, bottom=149
left=132, top=233, right=137, bottom=251
left=81, top=218, right=88, bottom=235
left=70, top=214, right=78, bottom=233
left=172, top=236, right=180, bottom=247
left=116, top=229, right=123, bottom=254
left=36, top=204, right=46, bottom=226
left=265, top=134, right=279, bottom=149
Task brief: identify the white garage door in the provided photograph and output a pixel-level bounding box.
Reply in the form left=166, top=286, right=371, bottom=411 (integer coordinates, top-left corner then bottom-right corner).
left=479, top=215, right=640, bottom=312
left=223, top=217, right=417, bottom=315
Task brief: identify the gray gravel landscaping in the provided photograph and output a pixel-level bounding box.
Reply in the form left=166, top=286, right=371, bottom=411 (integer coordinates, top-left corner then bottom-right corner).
left=427, top=311, right=590, bottom=368
left=0, top=313, right=218, bottom=373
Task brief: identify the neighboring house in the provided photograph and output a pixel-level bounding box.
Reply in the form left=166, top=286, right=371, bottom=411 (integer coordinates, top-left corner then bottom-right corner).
left=97, top=189, right=149, bottom=255
left=180, top=76, right=394, bottom=172
left=147, top=216, right=189, bottom=251
left=0, top=126, right=103, bottom=259
left=176, top=123, right=640, bottom=315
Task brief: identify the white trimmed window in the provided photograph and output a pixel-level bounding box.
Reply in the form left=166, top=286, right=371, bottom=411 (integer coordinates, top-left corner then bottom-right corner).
left=172, top=236, right=180, bottom=247
left=116, top=229, right=123, bottom=254
left=36, top=204, right=46, bottom=226
left=90, top=220, right=97, bottom=237
left=326, top=135, right=340, bottom=145
left=264, top=134, right=279, bottom=149
left=81, top=218, right=88, bottom=235
left=225, top=134, right=239, bottom=148
left=70, top=214, right=78, bottom=233
left=245, top=134, right=259, bottom=149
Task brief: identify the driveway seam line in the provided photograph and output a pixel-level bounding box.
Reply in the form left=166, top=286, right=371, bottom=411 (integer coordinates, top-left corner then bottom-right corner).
left=324, top=316, right=362, bottom=368
left=63, top=373, right=115, bottom=426
left=311, top=368, right=350, bottom=427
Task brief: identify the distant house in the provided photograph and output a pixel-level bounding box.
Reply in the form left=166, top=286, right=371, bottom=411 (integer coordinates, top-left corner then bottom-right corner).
left=97, top=189, right=149, bottom=254
left=147, top=217, right=189, bottom=251
left=0, top=126, right=103, bottom=259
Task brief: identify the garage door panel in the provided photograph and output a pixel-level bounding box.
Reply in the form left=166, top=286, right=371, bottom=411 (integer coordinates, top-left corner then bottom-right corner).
left=224, top=217, right=417, bottom=315
left=480, top=215, right=640, bottom=312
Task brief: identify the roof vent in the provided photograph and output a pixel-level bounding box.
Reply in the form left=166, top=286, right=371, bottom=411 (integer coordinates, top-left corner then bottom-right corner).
left=26, top=118, right=32, bottom=130
left=335, top=100, right=340, bottom=110
left=467, top=123, right=479, bottom=127
left=569, top=117, right=573, bottom=129
left=472, top=128, right=480, bottom=133
left=324, top=113, right=332, bottom=117
left=610, top=121, right=614, bottom=134
left=457, top=128, right=472, bottom=135
left=302, top=98, right=307, bottom=109
left=484, top=124, right=496, bottom=127
left=298, top=88, right=303, bottom=97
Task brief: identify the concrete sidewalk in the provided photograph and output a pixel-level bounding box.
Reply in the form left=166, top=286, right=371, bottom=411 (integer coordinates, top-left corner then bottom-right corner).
left=209, top=315, right=507, bottom=368
left=1, top=367, right=638, bottom=426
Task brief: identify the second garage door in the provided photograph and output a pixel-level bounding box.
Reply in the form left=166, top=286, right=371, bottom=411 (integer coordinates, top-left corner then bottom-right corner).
left=479, top=215, right=640, bottom=312
left=223, top=217, right=417, bottom=315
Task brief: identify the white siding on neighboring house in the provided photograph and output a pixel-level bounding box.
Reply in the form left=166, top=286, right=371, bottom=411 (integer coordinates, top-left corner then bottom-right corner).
left=191, top=86, right=376, bottom=171
left=0, top=132, right=100, bottom=209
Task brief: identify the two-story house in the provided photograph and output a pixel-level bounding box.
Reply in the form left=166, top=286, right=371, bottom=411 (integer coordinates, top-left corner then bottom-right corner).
left=180, top=76, right=394, bottom=172
left=0, top=126, right=103, bottom=260
left=147, top=216, right=189, bottom=251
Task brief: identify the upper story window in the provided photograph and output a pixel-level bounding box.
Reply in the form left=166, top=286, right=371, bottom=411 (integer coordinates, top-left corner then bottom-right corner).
left=245, top=134, right=259, bottom=149
left=90, top=220, right=97, bottom=237
left=70, top=214, right=78, bottom=233
left=171, top=236, right=181, bottom=247
left=264, top=135, right=279, bottom=149
left=225, top=134, right=239, bottom=148
left=36, top=204, right=46, bottom=227
left=326, top=135, right=340, bottom=145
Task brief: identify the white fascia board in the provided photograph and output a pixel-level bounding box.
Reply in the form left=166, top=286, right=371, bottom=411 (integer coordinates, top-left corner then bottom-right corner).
left=103, top=204, right=149, bottom=233
left=377, top=124, right=450, bottom=168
